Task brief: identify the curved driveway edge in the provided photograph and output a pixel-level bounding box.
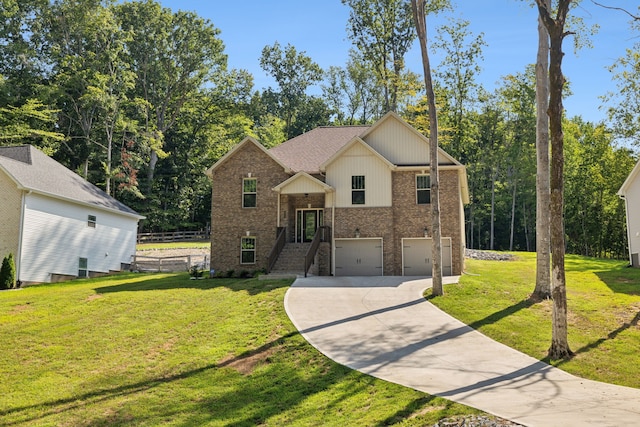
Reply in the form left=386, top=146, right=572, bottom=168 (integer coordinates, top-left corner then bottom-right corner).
left=284, top=276, right=640, bottom=427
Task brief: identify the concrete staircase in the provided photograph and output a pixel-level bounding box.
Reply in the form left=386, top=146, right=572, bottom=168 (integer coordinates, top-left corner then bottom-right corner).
left=270, top=242, right=312, bottom=275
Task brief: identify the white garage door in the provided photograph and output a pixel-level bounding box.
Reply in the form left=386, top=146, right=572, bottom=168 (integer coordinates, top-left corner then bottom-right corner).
left=402, top=237, right=452, bottom=276
left=334, top=238, right=383, bottom=276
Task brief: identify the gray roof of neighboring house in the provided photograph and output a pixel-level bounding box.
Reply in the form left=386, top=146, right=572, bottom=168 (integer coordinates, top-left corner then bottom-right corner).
left=269, top=125, right=370, bottom=173
left=0, top=145, right=143, bottom=218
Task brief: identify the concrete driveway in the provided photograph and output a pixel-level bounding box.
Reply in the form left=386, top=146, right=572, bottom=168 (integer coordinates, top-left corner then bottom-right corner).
left=284, top=276, right=640, bottom=427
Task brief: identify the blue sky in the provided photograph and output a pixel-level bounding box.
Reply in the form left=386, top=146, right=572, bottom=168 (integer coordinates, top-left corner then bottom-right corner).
left=159, top=0, right=636, bottom=123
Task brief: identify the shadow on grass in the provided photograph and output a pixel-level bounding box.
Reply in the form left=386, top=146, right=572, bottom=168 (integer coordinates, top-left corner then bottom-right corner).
left=94, top=273, right=292, bottom=295
left=3, top=329, right=442, bottom=427
left=550, top=310, right=640, bottom=366
left=595, top=269, right=640, bottom=295
left=0, top=331, right=297, bottom=425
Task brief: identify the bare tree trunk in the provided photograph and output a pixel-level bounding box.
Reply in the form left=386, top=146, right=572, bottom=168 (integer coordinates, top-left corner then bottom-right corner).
left=536, top=0, right=573, bottom=360
left=412, top=0, right=443, bottom=295
left=534, top=0, right=552, bottom=300
left=509, top=175, right=517, bottom=251
left=490, top=169, right=496, bottom=250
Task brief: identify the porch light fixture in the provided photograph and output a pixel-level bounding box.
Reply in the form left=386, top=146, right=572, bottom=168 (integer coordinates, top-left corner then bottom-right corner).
left=424, top=227, right=429, bottom=237
left=355, top=228, right=360, bottom=238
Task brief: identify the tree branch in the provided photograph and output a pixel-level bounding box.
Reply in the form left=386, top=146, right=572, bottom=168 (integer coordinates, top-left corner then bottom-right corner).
left=591, top=1, right=640, bottom=20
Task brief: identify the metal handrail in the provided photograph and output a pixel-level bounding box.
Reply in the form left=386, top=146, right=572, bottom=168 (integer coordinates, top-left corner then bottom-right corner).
left=304, top=226, right=331, bottom=277
left=266, top=227, right=287, bottom=273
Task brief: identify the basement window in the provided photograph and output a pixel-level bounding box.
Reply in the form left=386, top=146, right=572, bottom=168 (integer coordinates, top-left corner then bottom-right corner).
left=241, top=237, right=256, bottom=264
left=78, top=257, right=88, bottom=278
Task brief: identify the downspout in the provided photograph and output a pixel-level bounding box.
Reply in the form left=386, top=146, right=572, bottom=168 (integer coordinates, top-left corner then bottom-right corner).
left=276, top=191, right=281, bottom=228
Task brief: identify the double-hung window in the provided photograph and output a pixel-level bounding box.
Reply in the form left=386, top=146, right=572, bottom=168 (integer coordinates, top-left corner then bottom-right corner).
left=241, top=237, right=256, bottom=264
left=352, top=175, right=365, bottom=205
left=87, top=215, right=96, bottom=228
left=243, top=178, right=257, bottom=208
left=416, top=175, right=431, bottom=204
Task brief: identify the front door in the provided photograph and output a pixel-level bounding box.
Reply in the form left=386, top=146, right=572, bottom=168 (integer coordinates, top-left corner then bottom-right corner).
left=296, top=209, right=323, bottom=242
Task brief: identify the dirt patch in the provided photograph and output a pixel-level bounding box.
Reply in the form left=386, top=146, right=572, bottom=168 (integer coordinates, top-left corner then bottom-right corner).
left=219, top=346, right=278, bottom=375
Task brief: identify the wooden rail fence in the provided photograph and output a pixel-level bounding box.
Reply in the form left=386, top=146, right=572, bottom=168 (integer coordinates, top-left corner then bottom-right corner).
left=137, top=230, right=210, bottom=243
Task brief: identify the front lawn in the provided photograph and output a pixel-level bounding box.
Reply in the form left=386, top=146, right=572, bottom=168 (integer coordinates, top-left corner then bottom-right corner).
left=429, top=252, right=640, bottom=388
left=1, top=273, right=482, bottom=426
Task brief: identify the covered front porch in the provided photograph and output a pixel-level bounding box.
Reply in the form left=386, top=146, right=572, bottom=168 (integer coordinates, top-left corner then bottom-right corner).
left=268, top=172, right=334, bottom=276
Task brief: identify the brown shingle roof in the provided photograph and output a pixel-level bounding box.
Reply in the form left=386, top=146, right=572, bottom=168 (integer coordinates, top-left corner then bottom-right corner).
left=269, top=126, right=369, bottom=173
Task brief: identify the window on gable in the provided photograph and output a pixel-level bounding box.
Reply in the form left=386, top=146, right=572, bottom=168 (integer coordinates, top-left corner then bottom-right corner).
left=87, top=215, right=96, bottom=228
left=243, top=178, right=257, bottom=208
left=241, top=237, right=256, bottom=264
left=78, top=257, right=88, bottom=278
left=352, top=175, right=365, bottom=205
left=417, top=175, right=431, bottom=204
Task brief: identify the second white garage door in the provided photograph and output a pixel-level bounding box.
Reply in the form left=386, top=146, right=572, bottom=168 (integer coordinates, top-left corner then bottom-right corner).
left=334, top=238, right=383, bottom=276
left=402, top=237, right=452, bottom=276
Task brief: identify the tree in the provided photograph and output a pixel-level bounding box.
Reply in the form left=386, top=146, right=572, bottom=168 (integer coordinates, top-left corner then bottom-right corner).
left=343, top=0, right=419, bottom=113
left=533, top=0, right=552, bottom=300
left=259, top=42, right=324, bottom=138
left=432, top=16, right=486, bottom=160
left=411, top=0, right=449, bottom=295
left=115, top=0, right=226, bottom=196
left=535, top=0, right=573, bottom=360
left=0, top=253, right=16, bottom=290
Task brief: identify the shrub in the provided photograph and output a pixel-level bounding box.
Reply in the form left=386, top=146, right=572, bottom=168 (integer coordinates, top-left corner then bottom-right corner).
left=0, top=253, right=16, bottom=290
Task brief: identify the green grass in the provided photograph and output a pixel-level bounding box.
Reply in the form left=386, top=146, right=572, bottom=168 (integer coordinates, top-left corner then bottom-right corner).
left=136, top=241, right=210, bottom=251
left=1, top=273, right=483, bottom=426
left=429, top=252, right=640, bottom=388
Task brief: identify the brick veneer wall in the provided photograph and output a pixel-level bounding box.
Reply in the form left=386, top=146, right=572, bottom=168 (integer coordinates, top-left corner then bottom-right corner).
left=209, top=142, right=291, bottom=273
left=391, top=169, right=463, bottom=275
left=326, top=169, right=463, bottom=276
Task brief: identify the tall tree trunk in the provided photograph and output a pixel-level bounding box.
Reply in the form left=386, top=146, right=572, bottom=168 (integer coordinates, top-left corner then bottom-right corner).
left=534, top=0, right=552, bottom=300
left=536, top=0, right=573, bottom=360
left=490, top=168, right=496, bottom=250
left=412, top=0, right=443, bottom=295
left=509, top=174, right=517, bottom=251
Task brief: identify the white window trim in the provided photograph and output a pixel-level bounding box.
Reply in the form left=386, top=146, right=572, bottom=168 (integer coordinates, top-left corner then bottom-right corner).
left=240, top=236, right=256, bottom=265
left=242, top=177, right=257, bottom=208
left=416, top=174, right=430, bottom=205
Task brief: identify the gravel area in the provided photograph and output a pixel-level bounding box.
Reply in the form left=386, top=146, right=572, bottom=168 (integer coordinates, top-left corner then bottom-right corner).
left=465, top=249, right=516, bottom=261
left=435, top=415, right=523, bottom=426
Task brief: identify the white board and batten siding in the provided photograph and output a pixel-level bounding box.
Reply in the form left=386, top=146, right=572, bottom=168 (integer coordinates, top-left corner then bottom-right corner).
left=334, top=238, right=383, bottom=276
left=364, top=118, right=430, bottom=166
left=19, top=193, right=138, bottom=282
left=402, top=237, right=452, bottom=277
left=325, top=143, right=392, bottom=208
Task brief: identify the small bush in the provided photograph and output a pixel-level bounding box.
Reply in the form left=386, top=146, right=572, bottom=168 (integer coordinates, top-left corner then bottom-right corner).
left=0, top=253, right=16, bottom=290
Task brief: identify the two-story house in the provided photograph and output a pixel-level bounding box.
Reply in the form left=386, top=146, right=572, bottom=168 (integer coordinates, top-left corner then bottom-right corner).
left=206, top=112, right=469, bottom=277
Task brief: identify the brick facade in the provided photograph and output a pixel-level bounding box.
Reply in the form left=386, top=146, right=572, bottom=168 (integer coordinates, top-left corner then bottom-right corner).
left=208, top=115, right=468, bottom=277
left=209, top=142, right=290, bottom=273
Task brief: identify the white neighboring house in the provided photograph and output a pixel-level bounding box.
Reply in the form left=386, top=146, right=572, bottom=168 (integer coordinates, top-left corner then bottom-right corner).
left=618, top=159, right=640, bottom=267
left=0, top=145, right=144, bottom=284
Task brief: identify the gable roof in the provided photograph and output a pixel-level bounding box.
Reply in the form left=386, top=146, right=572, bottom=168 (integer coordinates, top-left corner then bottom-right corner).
left=269, top=126, right=369, bottom=174
left=272, top=171, right=334, bottom=194
left=205, top=136, right=291, bottom=176
left=0, top=145, right=143, bottom=219
left=360, top=111, right=462, bottom=166
left=320, top=137, right=396, bottom=172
